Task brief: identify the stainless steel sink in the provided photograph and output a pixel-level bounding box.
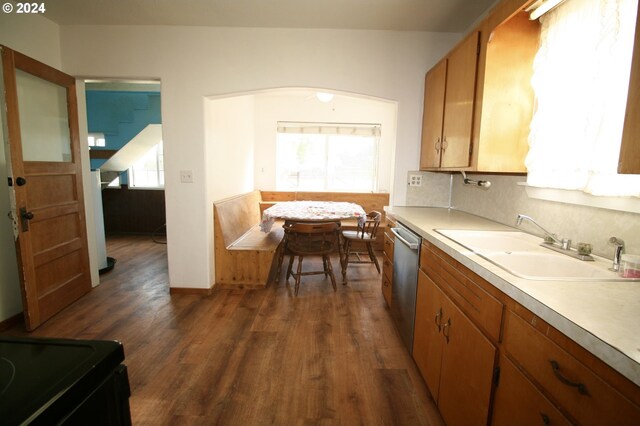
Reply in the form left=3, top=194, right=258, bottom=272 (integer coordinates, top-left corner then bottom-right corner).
left=435, top=229, right=638, bottom=282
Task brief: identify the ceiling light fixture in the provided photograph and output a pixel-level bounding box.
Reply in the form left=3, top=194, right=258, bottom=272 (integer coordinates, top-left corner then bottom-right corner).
left=316, top=92, right=334, bottom=103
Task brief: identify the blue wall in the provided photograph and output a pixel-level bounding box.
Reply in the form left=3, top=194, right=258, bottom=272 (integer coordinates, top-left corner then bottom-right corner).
left=86, top=90, right=162, bottom=171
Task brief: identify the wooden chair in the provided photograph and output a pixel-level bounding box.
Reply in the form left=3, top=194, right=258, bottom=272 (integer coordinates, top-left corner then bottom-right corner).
left=341, top=211, right=382, bottom=284
left=284, top=221, right=341, bottom=296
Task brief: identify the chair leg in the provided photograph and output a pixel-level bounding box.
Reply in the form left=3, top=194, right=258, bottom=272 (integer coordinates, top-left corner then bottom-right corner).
left=294, top=255, right=303, bottom=296
left=286, top=255, right=295, bottom=281
left=337, top=233, right=344, bottom=270
left=367, top=242, right=381, bottom=273
left=323, top=256, right=329, bottom=277
left=325, top=254, right=337, bottom=292
left=275, top=236, right=289, bottom=283
left=342, top=240, right=352, bottom=284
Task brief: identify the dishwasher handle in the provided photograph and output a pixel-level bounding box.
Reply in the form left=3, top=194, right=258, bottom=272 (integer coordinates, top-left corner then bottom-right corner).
left=391, top=227, right=420, bottom=250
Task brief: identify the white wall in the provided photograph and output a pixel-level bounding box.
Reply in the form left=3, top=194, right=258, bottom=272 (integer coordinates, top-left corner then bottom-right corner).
left=252, top=90, right=397, bottom=193
left=0, top=13, right=62, bottom=322
left=0, top=13, right=62, bottom=69
left=205, top=95, right=256, bottom=284
left=59, top=25, right=460, bottom=289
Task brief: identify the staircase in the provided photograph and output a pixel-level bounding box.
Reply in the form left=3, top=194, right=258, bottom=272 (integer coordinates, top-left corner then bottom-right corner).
left=86, top=90, right=162, bottom=185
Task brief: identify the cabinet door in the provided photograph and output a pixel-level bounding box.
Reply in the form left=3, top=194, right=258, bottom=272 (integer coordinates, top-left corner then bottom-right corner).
left=438, top=285, right=497, bottom=426
left=619, top=0, right=640, bottom=174
left=420, top=60, right=447, bottom=169
left=492, top=355, right=572, bottom=426
left=413, top=270, right=446, bottom=400
left=441, top=31, right=480, bottom=168
left=381, top=267, right=392, bottom=306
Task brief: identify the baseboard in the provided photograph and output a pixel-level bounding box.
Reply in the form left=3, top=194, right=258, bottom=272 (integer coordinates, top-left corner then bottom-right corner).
left=169, top=287, right=213, bottom=296
left=0, top=312, right=23, bottom=332
left=215, top=283, right=267, bottom=290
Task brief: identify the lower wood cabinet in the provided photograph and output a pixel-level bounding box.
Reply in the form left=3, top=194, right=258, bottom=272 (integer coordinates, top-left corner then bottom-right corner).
left=381, top=221, right=395, bottom=307
left=413, top=269, right=497, bottom=426
left=502, top=310, right=640, bottom=425
left=411, top=237, right=640, bottom=426
left=492, top=354, right=572, bottom=426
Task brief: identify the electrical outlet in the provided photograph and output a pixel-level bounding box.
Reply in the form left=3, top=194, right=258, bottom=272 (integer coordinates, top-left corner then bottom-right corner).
left=180, top=170, right=193, bottom=183
left=408, top=174, right=422, bottom=187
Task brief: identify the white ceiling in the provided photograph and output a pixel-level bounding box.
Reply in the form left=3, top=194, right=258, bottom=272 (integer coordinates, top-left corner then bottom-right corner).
left=40, top=0, right=497, bottom=32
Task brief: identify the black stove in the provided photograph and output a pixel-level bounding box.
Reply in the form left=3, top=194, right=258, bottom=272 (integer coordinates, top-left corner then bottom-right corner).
left=0, top=336, right=131, bottom=425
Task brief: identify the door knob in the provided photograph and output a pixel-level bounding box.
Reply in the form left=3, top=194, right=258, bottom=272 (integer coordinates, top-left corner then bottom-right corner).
left=15, top=177, right=26, bottom=186
left=19, top=207, right=33, bottom=231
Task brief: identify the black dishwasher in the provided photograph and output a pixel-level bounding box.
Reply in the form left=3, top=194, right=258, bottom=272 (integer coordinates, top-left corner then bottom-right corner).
left=0, top=336, right=131, bottom=425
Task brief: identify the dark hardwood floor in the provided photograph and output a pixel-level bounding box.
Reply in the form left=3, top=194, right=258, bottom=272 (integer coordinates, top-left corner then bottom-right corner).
left=6, top=235, right=443, bottom=425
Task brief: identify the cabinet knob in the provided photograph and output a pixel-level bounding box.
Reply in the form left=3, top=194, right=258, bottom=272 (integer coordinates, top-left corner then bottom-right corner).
left=434, top=308, right=443, bottom=331
left=442, top=318, right=451, bottom=343
left=540, top=413, right=551, bottom=425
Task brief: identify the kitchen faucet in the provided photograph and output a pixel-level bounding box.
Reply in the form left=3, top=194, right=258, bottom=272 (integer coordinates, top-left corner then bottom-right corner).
left=608, top=237, right=625, bottom=272
left=515, top=214, right=571, bottom=250
left=514, top=214, right=593, bottom=261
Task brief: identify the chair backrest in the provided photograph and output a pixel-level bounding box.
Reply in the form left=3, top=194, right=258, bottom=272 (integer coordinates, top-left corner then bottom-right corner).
left=357, top=211, right=382, bottom=239
left=286, top=221, right=340, bottom=252
left=287, top=221, right=340, bottom=237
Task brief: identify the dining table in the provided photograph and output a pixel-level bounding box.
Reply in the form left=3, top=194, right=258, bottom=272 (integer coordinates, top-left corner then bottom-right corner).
left=259, top=200, right=367, bottom=233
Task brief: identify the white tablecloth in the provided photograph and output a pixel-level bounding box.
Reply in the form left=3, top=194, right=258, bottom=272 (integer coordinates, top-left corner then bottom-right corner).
left=260, top=201, right=367, bottom=232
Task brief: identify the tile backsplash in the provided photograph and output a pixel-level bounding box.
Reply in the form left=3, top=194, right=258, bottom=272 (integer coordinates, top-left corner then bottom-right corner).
left=406, top=171, right=640, bottom=258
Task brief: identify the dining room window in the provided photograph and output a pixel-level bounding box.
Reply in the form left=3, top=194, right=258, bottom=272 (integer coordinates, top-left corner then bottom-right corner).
left=275, top=122, right=380, bottom=192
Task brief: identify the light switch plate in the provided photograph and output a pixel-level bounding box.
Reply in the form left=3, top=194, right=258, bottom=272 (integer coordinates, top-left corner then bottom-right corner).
left=180, top=170, right=193, bottom=183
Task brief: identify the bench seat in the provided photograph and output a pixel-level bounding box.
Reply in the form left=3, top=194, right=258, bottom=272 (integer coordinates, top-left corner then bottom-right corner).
left=214, top=191, right=284, bottom=288
left=227, top=224, right=284, bottom=251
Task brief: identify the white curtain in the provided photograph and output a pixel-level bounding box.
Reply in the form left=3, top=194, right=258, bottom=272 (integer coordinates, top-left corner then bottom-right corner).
left=526, top=0, right=640, bottom=197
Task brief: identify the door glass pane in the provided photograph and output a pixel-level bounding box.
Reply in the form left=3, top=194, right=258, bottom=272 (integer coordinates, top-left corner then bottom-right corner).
left=16, top=69, right=72, bottom=162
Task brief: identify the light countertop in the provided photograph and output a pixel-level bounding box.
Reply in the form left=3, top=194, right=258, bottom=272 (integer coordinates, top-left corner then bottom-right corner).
left=385, top=206, right=640, bottom=387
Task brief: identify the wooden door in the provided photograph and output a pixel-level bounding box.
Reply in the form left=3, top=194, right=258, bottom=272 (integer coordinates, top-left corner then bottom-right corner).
left=1, top=46, right=91, bottom=330
left=420, top=60, right=447, bottom=170
left=437, top=286, right=497, bottom=426
left=441, top=31, right=480, bottom=168
left=412, top=270, right=445, bottom=400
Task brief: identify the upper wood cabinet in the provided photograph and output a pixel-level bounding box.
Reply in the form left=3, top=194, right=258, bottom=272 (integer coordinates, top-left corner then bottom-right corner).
left=471, top=11, right=539, bottom=172
left=420, top=32, right=480, bottom=170
left=420, top=60, right=447, bottom=169
left=619, top=0, right=640, bottom=174
left=420, top=4, right=540, bottom=172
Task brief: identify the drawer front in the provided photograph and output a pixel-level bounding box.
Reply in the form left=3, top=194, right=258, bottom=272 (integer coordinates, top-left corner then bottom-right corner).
left=382, top=252, right=393, bottom=283
left=493, top=355, right=572, bottom=426
left=504, top=311, right=640, bottom=425
left=385, top=219, right=396, bottom=237
left=383, top=233, right=394, bottom=261
left=421, top=240, right=503, bottom=343
left=381, top=270, right=392, bottom=306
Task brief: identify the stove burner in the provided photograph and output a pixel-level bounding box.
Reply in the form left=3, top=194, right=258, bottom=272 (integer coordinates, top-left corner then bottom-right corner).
left=0, top=356, right=16, bottom=396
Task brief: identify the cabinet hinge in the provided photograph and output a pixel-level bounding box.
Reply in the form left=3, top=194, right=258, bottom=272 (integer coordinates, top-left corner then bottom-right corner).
left=493, top=366, right=501, bottom=387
